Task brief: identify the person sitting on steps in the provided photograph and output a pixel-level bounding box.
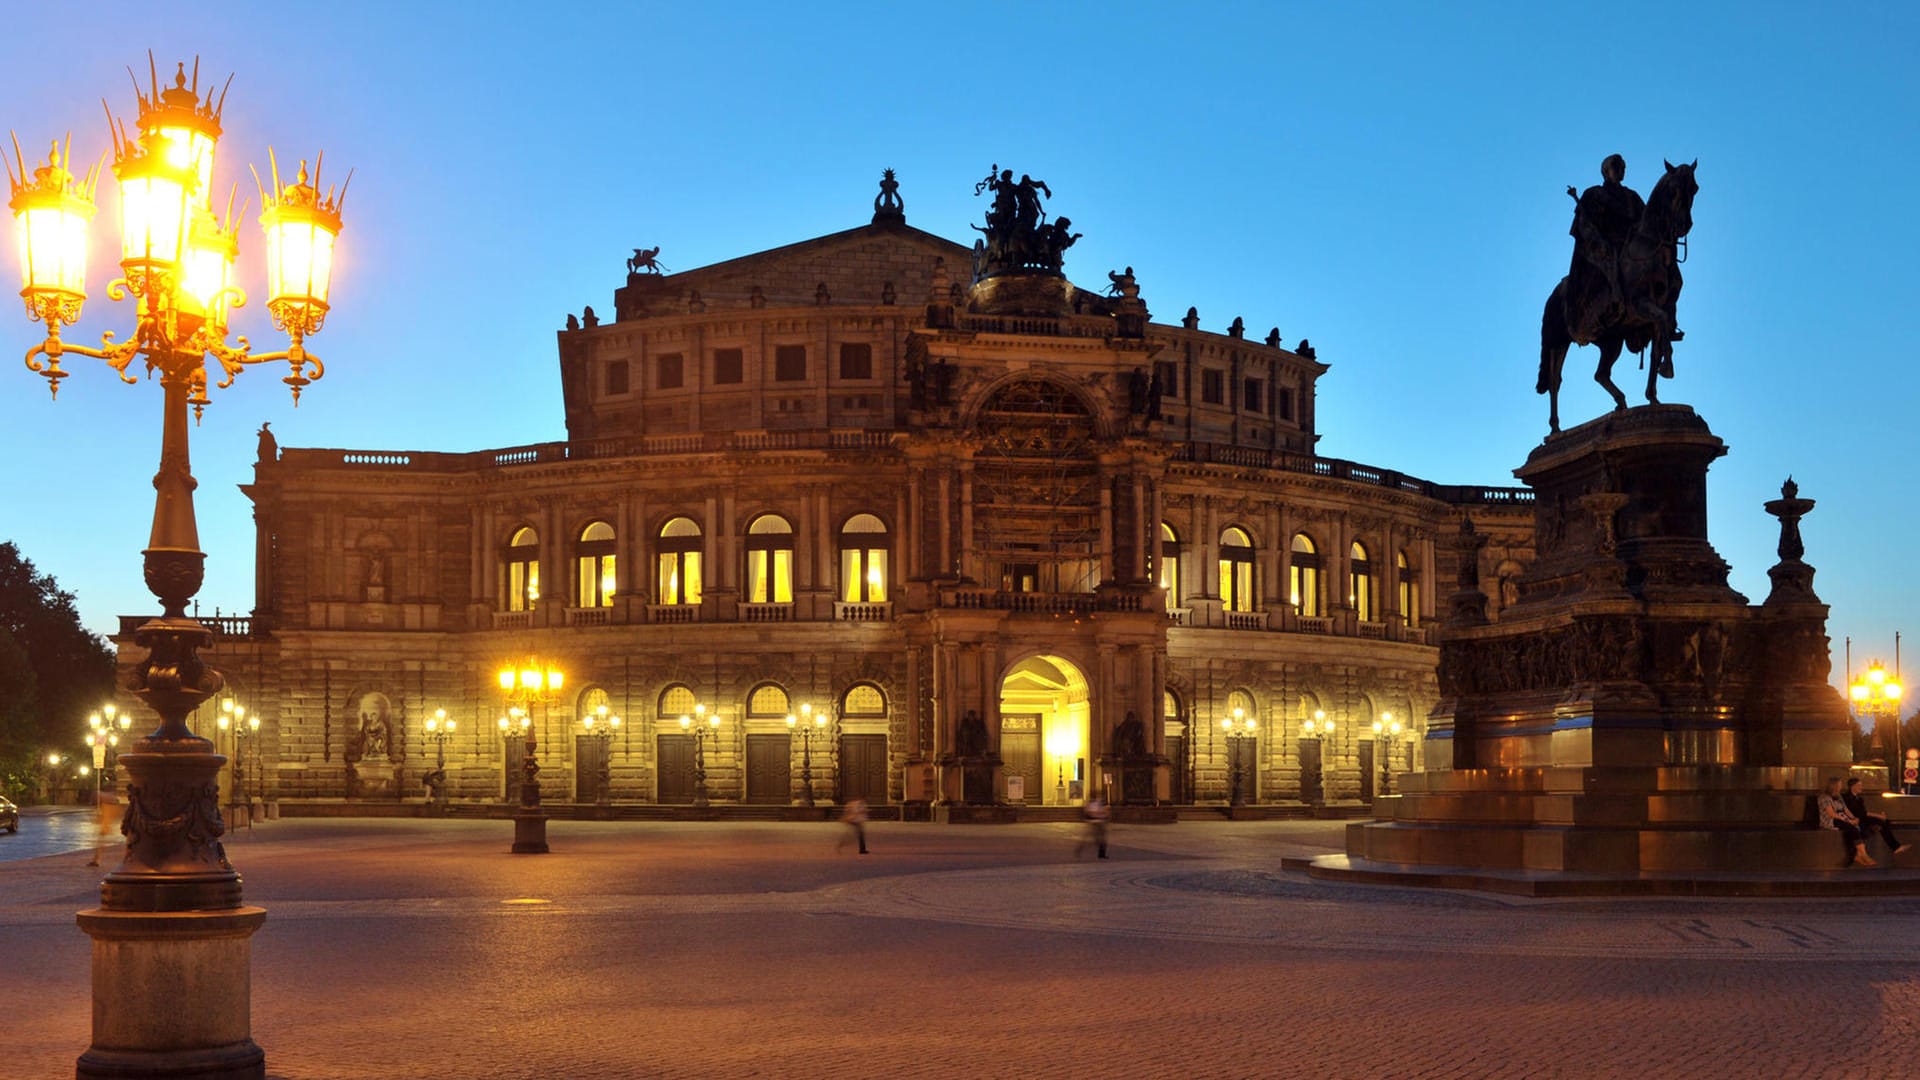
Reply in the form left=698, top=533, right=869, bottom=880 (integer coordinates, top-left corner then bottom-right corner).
left=1842, top=777, right=1911, bottom=860
left=1818, top=777, right=1876, bottom=867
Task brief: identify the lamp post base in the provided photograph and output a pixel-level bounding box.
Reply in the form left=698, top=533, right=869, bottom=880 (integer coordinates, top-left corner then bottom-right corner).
left=510, top=810, right=549, bottom=854
left=75, top=907, right=267, bottom=1080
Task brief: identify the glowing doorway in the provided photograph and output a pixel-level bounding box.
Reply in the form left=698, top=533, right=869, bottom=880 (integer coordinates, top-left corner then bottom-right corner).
left=999, top=655, right=1090, bottom=806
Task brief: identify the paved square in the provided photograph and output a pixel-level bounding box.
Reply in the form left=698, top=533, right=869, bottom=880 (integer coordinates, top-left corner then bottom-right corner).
left=4, top=818, right=1918, bottom=1077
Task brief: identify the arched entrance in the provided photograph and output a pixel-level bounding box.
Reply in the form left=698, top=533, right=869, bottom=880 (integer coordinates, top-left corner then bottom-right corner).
left=998, top=655, right=1090, bottom=806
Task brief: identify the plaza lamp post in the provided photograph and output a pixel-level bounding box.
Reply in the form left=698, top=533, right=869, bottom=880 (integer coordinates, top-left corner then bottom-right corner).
left=581, top=705, right=620, bottom=805
left=497, top=661, right=564, bottom=853
left=12, top=57, right=348, bottom=1063
left=45, top=752, right=64, bottom=803
left=497, top=709, right=532, bottom=801
left=1043, top=727, right=1077, bottom=805
left=1850, top=659, right=1903, bottom=787
left=785, top=702, right=826, bottom=807
left=1221, top=707, right=1257, bottom=806
left=1370, top=712, right=1404, bottom=797
left=217, top=699, right=248, bottom=819
left=422, top=708, right=456, bottom=807
left=678, top=703, right=721, bottom=808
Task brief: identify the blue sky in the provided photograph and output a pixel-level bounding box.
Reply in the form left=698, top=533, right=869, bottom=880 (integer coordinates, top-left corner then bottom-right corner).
left=1, top=2, right=1913, bottom=701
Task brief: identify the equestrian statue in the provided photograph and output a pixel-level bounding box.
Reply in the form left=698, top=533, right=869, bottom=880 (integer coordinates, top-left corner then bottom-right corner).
left=1537, top=155, right=1698, bottom=432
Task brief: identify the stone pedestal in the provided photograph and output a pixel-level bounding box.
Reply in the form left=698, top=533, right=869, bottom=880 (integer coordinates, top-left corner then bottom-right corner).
left=347, top=759, right=398, bottom=799
left=1343, top=406, right=1854, bottom=881
left=75, top=908, right=267, bottom=1080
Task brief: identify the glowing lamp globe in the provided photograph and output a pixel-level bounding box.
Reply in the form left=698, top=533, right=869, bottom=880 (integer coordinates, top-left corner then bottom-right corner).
left=7, top=139, right=97, bottom=317
left=257, top=156, right=344, bottom=329
left=113, top=137, right=195, bottom=283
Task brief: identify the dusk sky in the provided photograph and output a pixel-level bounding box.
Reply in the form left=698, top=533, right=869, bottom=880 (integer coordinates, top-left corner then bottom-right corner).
left=1, top=2, right=1912, bottom=705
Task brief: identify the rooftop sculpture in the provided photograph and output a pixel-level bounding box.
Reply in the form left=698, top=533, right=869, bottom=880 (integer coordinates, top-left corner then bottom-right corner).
left=971, top=164, right=1080, bottom=279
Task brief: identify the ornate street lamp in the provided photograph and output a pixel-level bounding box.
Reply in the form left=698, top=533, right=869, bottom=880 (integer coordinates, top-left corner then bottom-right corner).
left=581, top=704, right=620, bottom=805
left=497, top=661, right=563, bottom=852
left=7, top=57, right=347, bottom=1080
left=1221, top=707, right=1257, bottom=806
left=1850, top=659, right=1904, bottom=785
left=678, top=703, right=721, bottom=808
left=785, top=702, right=827, bottom=808
left=1300, top=709, right=1332, bottom=806
left=1370, top=712, right=1405, bottom=798
left=88, top=704, right=133, bottom=785
left=497, top=709, right=532, bottom=802
left=422, top=708, right=456, bottom=807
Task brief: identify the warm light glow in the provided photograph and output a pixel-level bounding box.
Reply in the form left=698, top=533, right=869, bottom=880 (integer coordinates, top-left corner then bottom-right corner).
left=89, top=712, right=102, bottom=730
left=113, top=140, right=194, bottom=275
left=497, top=669, right=515, bottom=690
left=182, top=205, right=238, bottom=327
left=547, top=669, right=563, bottom=692
left=47, top=753, right=61, bottom=765
left=1246, top=718, right=1257, bottom=731
left=217, top=715, right=230, bottom=731
left=709, top=714, right=721, bottom=729
left=9, top=140, right=98, bottom=306
left=497, top=716, right=509, bottom=731
left=785, top=714, right=797, bottom=728
left=86, top=732, right=97, bottom=746
left=1851, top=684, right=1870, bottom=702
left=609, top=715, right=620, bottom=729
left=79, top=764, right=90, bottom=776
left=582, top=715, right=595, bottom=731
left=1221, top=717, right=1233, bottom=731
left=679, top=714, right=691, bottom=729
left=1889, top=683, right=1904, bottom=701
left=151, top=125, right=216, bottom=196
left=247, top=715, right=259, bottom=732
left=1868, top=665, right=1887, bottom=686
left=258, top=157, right=343, bottom=316
left=519, top=667, right=541, bottom=690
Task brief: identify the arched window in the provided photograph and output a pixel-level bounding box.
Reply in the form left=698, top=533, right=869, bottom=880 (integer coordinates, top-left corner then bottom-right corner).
left=659, top=683, right=697, bottom=721
left=1350, top=540, right=1375, bottom=622
left=1163, top=689, right=1182, bottom=724
left=577, top=686, right=611, bottom=722
left=748, top=683, right=790, bottom=721
left=504, top=526, right=539, bottom=612
left=1398, top=549, right=1419, bottom=628
left=1298, top=691, right=1327, bottom=732
left=745, top=514, right=794, bottom=604
left=576, top=521, right=616, bottom=608
left=838, top=514, right=889, bottom=603
left=1219, top=527, right=1255, bottom=613
left=1159, top=522, right=1181, bottom=608
left=1290, top=534, right=1322, bottom=617
left=842, top=683, right=887, bottom=718
left=656, top=517, right=703, bottom=606
left=1226, top=688, right=1256, bottom=723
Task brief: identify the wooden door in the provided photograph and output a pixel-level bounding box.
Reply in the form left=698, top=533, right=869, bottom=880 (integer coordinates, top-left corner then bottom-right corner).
left=838, top=734, right=889, bottom=805
left=1299, top=738, right=1323, bottom=805
left=575, top=736, right=609, bottom=802
left=1166, top=735, right=1187, bottom=804
left=745, top=734, right=792, bottom=803
left=1229, top=737, right=1259, bottom=802
left=656, top=734, right=695, bottom=804
left=1358, top=741, right=1376, bottom=804
left=503, top=738, right=525, bottom=802
left=1001, top=729, right=1041, bottom=804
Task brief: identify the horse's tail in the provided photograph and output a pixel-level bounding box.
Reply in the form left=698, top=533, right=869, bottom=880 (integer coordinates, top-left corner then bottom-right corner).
left=1538, top=280, right=1568, bottom=395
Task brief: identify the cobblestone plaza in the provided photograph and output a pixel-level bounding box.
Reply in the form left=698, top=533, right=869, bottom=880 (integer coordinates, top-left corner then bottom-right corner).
left=5, top=818, right=1917, bottom=1077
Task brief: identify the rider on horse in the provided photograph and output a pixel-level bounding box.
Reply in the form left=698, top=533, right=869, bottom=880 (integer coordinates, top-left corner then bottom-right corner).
left=1566, top=154, right=1645, bottom=345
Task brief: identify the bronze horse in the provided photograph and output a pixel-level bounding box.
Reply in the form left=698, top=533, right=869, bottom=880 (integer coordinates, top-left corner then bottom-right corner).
left=1537, top=160, right=1698, bottom=432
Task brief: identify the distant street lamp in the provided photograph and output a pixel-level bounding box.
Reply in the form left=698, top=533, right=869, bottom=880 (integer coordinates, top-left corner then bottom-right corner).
left=580, top=705, right=620, bottom=805
left=1371, top=712, right=1405, bottom=797
left=497, top=661, right=564, bottom=852
left=785, top=702, right=826, bottom=807
left=1221, top=707, right=1257, bottom=806
left=497, top=709, right=531, bottom=802
left=422, top=708, right=455, bottom=806
left=678, top=703, right=721, bottom=808
left=1850, top=658, right=1904, bottom=786
left=1300, top=709, right=1332, bottom=806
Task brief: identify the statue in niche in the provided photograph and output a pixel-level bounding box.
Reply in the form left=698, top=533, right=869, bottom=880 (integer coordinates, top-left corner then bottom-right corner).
left=956, top=709, right=988, bottom=758
left=1114, top=711, right=1147, bottom=758
left=1146, top=367, right=1165, bottom=421
left=255, top=422, right=277, bottom=464
left=352, top=692, right=392, bottom=761
left=627, top=246, right=663, bottom=276
left=362, top=551, right=388, bottom=600
left=881, top=281, right=896, bottom=305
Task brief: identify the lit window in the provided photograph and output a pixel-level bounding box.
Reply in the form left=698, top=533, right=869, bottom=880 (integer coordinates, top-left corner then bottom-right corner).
left=1219, top=527, right=1255, bottom=614
left=578, top=686, right=611, bottom=720
left=1351, top=541, right=1375, bottom=622
left=656, top=517, right=703, bottom=605
left=843, top=683, right=886, bottom=718
left=659, top=684, right=696, bottom=720
left=576, top=521, right=616, bottom=608
left=1398, top=549, right=1419, bottom=629
left=1159, top=522, right=1181, bottom=608
left=1290, top=534, right=1322, bottom=617
left=745, top=514, right=794, bottom=604
left=838, top=513, right=888, bottom=603
left=1164, top=690, right=1181, bottom=724
left=749, top=683, right=789, bottom=720
left=504, top=526, right=539, bottom=612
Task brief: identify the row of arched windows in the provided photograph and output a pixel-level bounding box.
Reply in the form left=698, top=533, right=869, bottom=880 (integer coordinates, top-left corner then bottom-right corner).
left=503, top=514, right=891, bottom=611
left=1162, top=688, right=1398, bottom=727
left=576, top=680, right=890, bottom=724
left=1157, top=524, right=1420, bottom=625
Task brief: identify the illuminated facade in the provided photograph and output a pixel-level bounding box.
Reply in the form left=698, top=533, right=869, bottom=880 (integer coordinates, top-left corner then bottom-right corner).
left=120, top=174, right=1534, bottom=811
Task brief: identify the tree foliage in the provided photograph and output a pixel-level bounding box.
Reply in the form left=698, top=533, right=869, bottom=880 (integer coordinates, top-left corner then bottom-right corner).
left=0, top=541, right=116, bottom=798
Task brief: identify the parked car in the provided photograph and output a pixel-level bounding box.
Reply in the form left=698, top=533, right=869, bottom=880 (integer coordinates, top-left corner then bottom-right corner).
left=0, top=795, right=17, bottom=833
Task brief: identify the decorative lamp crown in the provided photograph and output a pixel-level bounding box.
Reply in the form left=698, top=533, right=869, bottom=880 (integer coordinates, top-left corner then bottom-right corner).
left=5, top=136, right=99, bottom=323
